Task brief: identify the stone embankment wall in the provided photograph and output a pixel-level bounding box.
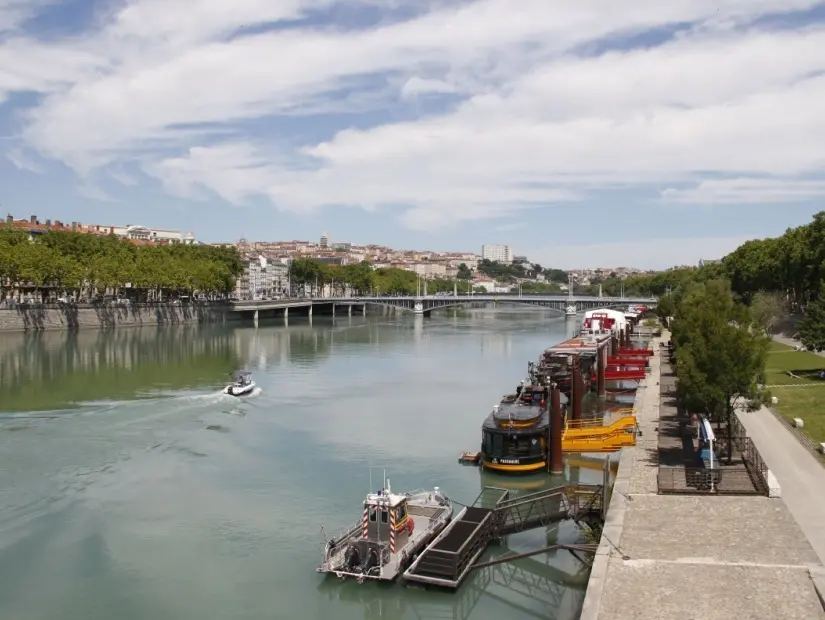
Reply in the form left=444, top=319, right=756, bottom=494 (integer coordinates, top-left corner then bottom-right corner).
left=0, top=304, right=238, bottom=332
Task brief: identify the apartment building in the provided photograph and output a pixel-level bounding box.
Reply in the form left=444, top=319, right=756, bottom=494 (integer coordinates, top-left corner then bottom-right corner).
left=481, top=244, right=513, bottom=264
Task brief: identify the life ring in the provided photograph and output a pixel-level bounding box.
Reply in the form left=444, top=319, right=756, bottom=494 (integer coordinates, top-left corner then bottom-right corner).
left=406, top=517, right=415, bottom=536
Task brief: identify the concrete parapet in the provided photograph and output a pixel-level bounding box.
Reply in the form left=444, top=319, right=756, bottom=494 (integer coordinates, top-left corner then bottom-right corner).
left=0, top=304, right=234, bottom=332
left=794, top=417, right=805, bottom=428
left=767, top=470, right=782, bottom=498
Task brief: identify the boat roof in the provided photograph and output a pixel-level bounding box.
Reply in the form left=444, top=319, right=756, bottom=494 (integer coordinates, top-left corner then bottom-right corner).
left=365, top=491, right=406, bottom=507
left=483, top=407, right=549, bottom=432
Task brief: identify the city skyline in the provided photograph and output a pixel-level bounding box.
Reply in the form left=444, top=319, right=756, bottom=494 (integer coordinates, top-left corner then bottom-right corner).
left=2, top=2, right=824, bottom=269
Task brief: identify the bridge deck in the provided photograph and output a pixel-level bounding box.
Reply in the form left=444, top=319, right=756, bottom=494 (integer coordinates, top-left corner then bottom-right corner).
left=229, top=295, right=656, bottom=313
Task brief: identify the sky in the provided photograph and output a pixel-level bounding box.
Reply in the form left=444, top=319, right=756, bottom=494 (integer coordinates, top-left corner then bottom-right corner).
left=2, top=0, right=825, bottom=270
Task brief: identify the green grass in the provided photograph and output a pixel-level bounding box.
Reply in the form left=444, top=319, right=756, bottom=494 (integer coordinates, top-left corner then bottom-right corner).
left=765, top=343, right=825, bottom=444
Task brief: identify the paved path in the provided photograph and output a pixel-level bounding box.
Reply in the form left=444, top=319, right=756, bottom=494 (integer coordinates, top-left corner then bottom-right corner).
left=773, top=334, right=825, bottom=357
left=580, top=334, right=825, bottom=620
left=739, top=407, right=825, bottom=565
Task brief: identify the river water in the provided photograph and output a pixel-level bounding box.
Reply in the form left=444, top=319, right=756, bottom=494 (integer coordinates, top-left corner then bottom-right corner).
left=0, top=309, right=616, bottom=620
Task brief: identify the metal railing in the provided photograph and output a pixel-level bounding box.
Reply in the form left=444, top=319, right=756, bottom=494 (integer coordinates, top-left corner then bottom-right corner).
left=731, top=416, right=770, bottom=494
left=656, top=416, right=770, bottom=496
left=658, top=466, right=760, bottom=495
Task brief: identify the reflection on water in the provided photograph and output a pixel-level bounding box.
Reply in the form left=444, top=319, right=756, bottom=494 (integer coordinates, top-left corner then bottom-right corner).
left=317, top=539, right=589, bottom=620
left=0, top=327, right=239, bottom=413
left=0, top=310, right=604, bottom=620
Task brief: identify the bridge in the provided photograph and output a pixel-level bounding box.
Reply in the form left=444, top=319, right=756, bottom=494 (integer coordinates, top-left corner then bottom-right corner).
left=230, top=294, right=656, bottom=321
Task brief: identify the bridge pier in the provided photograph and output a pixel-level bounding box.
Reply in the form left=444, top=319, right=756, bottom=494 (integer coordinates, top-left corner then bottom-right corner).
left=362, top=304, right=366, bottom=316
left=253, top=309, right=259, bottom=327
left=308, top=305, right=312, bottom=317
left=284, top=307, right=288, bottom=319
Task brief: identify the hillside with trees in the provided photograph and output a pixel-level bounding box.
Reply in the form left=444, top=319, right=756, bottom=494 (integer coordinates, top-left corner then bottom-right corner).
left=288, top=257, right=487, bottom=296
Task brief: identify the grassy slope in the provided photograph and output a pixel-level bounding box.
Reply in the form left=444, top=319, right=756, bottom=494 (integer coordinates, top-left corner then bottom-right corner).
left=764, top=341, right=825, bottom=444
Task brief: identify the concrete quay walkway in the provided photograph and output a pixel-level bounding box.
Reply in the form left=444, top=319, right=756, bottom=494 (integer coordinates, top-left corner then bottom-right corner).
left=580, top=333, right=825, bottom=620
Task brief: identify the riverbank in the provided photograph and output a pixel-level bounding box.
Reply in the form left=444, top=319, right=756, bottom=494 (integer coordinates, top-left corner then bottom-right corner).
left=580, top=332, right=825, bottom=620
left=0, top=303, right=238, bottom=331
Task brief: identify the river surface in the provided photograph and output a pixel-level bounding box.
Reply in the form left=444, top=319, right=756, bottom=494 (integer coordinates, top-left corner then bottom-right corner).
left=0, top=309, right=619, bottom=620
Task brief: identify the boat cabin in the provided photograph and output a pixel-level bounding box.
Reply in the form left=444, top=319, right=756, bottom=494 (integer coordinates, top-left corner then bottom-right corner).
left=501, top=383, right=547, bottom=407
left=581, top=312, right=615, bottom=335
left=480, top=403, right=549, bottom=472
left=363, top=490, right=411, bottom=542
left=234, top=372, right=252, bottom=386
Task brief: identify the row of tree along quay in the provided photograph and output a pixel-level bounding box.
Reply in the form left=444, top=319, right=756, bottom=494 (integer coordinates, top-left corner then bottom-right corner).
left=0, top=228, right=244, bottom=304
left=658, top=279, right=770, bottom=464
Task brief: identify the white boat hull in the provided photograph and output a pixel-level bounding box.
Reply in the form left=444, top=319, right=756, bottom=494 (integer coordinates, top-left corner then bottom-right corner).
left=223, top=381, right=256, bottom=396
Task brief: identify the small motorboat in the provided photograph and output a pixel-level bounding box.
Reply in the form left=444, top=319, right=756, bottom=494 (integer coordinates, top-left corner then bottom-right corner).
left=224, top=371, right=255, bottom=396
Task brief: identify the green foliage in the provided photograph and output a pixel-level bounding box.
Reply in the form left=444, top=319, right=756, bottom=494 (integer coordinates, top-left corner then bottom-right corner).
left=456, top=263, right=473, bottom=280
left=543, top=268, right=568, bottom=284
left=750, top=291, right=786, bottom=335
left=722, top=211, right=825, bottom=308
left=287, top=258, right=483, bottom=296
left=798, top=297, right=825, bottom=352
left=478, top=259, right=526, bottom=281
left=0, top=228, right=243, bottom=298
left=671, top=279, right=770, bottom=463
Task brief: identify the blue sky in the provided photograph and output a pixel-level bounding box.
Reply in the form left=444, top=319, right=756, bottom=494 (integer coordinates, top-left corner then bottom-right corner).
left=2, top=0, right=825, bottom=269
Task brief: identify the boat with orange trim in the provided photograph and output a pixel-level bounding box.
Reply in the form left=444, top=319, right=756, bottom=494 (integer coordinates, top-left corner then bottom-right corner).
left=317, top=478, right=452, bottom=583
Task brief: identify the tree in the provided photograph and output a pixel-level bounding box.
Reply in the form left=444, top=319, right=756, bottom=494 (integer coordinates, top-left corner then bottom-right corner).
left=750, top=291, right=785, bottom=336
left=543, top=268, right=568, bottom=284
left=798, top=296, right=825, bottom=352
left=672, top=279, right=769, bottom=463
left=456, top=263, right=473, bottom=281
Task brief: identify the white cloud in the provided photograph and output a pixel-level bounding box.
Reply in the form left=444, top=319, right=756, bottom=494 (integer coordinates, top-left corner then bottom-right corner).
left=6, top=147, right=42, bottom=173
left=400, top=77, right=457, bottom=99
left=662, top=178, right=825, bottom=204
left=2, top=0, right=825, bottom=245
left=530, top=235, right=753, bottom=270
left=77, top=182, right=114, bottom=202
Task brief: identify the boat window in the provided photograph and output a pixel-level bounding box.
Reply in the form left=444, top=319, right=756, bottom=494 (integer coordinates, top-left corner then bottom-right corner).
left=380, top=508, right=388, bottom=524
left=491, top=433, right=504, bottom=456
left=369, top=506, right=377, bottom=522
left=395, top=505, right=407, bottom=521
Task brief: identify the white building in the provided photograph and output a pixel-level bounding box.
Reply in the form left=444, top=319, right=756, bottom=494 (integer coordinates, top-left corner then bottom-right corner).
left=482, top=244, right=513, bottom=264
left=474, top=278, right=513, bottom=293
left=235, top=255, right=289, bottom=300
left=320, top=232, right=330, bottom=248
left=87, top=223, right=196, bottom=244
left=409, top=262, right=447, bottom=278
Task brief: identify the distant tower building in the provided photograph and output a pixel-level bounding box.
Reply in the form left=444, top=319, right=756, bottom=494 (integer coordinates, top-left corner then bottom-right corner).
left=482, top=244, right=513, bottom=263
left=320, top=232, right=330, bottom=248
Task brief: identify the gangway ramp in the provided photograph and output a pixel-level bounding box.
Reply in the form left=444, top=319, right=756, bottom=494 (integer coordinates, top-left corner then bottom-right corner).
left=562, top=429, right=636, bottom=453
left=403, top=486, right=573, bottom=589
